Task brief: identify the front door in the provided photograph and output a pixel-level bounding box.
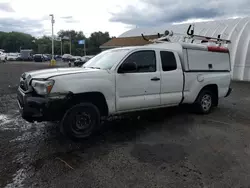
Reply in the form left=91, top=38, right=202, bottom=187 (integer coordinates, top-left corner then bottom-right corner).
left=116, top=50, right=161, bottom=111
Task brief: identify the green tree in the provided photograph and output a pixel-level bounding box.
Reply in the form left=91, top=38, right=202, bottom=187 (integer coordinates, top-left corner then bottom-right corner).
left=0, top=30, right=111, bottom=55
left=0, top=31, right=35, bottom=52
left=87, top=31, right=110, bottom=55
left=57, top=30, right=86, bottom=55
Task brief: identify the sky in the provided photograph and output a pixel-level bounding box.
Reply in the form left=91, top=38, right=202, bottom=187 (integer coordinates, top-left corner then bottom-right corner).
left=0, top=0, right=249, bottom=37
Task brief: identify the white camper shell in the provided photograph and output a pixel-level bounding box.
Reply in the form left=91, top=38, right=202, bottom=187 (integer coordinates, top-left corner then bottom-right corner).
left=145, top=42, right=231, bottom=72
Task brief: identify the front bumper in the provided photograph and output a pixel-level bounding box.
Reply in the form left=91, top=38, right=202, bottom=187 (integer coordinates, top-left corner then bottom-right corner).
left=17, top=87, right=68, bottom=122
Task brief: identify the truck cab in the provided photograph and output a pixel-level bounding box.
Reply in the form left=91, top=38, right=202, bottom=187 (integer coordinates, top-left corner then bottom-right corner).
left=17, top=42, right=232, bottom=139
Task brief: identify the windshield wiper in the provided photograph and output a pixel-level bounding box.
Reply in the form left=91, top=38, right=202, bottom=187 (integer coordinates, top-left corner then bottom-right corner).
left=88, top=67, right=101, bottom=69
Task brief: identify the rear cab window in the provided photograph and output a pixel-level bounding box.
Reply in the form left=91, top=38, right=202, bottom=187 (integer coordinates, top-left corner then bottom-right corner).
left=160, top=51, right=177, bottom=71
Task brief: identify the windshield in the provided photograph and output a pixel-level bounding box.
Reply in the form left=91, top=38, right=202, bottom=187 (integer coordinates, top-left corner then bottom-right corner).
left=83, top=49, right=129, bottom=70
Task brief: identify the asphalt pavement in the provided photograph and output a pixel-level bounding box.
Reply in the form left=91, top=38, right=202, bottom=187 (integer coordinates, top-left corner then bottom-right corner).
left=1, top=62, right=250, bottom=187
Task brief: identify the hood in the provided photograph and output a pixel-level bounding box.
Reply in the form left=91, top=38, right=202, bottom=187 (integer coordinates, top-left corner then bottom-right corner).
left=23, top=67, right=105, bottom=79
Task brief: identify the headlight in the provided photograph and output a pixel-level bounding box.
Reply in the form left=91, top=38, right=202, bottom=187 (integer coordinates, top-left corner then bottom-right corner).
left=31, top=79, right=54, bottom=95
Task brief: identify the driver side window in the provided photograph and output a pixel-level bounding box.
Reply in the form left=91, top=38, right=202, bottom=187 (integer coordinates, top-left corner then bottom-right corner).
left=119, top=50, right=156, bottom=73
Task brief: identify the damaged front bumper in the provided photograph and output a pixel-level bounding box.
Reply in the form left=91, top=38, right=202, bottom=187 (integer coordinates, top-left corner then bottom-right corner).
left=17, top=87, right=70, bottom=122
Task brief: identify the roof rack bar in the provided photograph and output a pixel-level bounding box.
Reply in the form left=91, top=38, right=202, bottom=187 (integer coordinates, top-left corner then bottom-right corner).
left=186, top=24, right=231, bottom=44
left=187, top=24, right=194, bottom=35
left=141, top=34, right=170, bottom=43
left=141, top=34, right=149, bottom=41
left=141, top=24, right=231, bottom=45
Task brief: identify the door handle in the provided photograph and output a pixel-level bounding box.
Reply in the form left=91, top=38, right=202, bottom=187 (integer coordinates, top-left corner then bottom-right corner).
left=151, top=77, right=160, bottom=81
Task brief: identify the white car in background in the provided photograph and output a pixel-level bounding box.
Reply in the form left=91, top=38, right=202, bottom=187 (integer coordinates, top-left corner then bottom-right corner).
left=62, top=54, right=73, bottom=62
left=81, top=55, right=94, bottom=62
left=7, top=53, right=19, bottom=61
left=74, top=55, right=95, bottom=66
left=0, top=51, right=7, bottom=62
left=74, top=56, right=82, bottom=60
left=70, top=56, right=81, bottom=62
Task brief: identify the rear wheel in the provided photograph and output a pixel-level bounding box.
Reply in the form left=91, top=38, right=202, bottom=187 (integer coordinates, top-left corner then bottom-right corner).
left=60, top=102, right=100, bottom=140
left=194, top=90, right=214, bottom=114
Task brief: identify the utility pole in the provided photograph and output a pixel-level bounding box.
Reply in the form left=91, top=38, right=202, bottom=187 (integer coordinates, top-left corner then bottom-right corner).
left=69, top=34, right=71, bottom=55
left=84, top=41, right=86, bottom=56
left=49, top=14, right=55, bottom=61
left=60, top=37, right=63, bottom=56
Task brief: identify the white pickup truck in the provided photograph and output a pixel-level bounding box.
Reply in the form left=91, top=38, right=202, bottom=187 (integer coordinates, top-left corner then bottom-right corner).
left=17, top=42, right=232, bottom=139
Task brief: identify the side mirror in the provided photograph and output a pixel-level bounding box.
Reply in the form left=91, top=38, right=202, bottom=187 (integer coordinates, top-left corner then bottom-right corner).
left=119, top=62, right=137, bottom=73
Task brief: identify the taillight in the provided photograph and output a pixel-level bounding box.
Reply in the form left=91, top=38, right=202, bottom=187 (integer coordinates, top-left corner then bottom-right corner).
left=207, top=46, right=229, bottom=53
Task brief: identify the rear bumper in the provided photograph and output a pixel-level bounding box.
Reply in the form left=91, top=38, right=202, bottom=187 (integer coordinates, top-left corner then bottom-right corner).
left=225, top=87, right=232, bottom=98
left=17, top=87, right=68, bottom=122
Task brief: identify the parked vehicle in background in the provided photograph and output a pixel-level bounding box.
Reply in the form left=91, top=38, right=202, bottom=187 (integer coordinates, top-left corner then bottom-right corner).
left=55, top=55, right=62, bottom=60
left=43, top=55, right=50, bottom=61
left=33, top=54, right=46, bottom=62
left=7, top=53, right=19, bottom=61
left=82, top=55, right=94, bottom=62
left=71, top=56, right=81, bottom=62
left=74, top=59, right=84, bottom=67
left=45, top=54, right=52, bottom=60
left=62, top=54, right=72, bottom=62
left=16, top=53, right=22, bottom=61
left=74, top=55, right=94, bottom=67
left=0, top=51, right=7, bottom=62
left=20, top=49, right=33, bottom=61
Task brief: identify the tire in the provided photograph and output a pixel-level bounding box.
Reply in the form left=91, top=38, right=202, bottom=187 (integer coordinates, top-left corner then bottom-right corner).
left=194, top=90, right=214, bottom=114
left=60, top=102, right=100, bottom=140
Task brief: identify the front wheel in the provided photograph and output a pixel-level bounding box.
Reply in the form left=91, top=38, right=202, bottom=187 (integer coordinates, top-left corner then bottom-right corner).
left=194, top=90, right=214, bottom=114
left=60, top=102, right=100, bottom=140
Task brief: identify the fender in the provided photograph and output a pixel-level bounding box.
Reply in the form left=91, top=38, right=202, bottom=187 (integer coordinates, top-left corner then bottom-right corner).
left=51, top=71, right=116, bottom=114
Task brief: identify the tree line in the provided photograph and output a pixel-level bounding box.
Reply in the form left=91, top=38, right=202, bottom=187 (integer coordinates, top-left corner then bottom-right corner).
left=0, top=30, right=112, bottom=56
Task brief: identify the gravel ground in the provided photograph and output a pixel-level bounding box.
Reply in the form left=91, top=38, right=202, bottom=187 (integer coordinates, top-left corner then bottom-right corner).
left=1, top=62, right=250, bottom=188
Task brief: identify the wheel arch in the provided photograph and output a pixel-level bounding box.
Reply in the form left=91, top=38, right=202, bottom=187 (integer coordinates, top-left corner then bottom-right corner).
left=195, top=84, right=219, bottom=106
left=66, top=91, right=109, bottom=117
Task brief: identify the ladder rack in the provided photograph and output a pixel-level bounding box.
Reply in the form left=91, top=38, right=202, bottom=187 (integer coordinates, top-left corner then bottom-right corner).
left=141, top=24, right=231, bottom=45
